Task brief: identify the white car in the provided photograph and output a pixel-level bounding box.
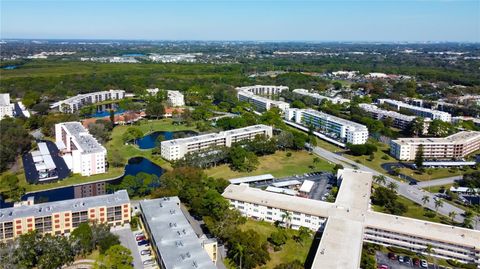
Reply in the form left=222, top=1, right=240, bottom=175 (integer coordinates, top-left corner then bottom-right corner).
left=421, top=259, right=428, bottom=268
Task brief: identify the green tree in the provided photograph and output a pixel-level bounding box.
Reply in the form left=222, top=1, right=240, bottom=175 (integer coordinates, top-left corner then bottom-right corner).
left=433, top=197, right=444, bottom=213
left=121, top=127, right=144, bottom=144
left=71, top=223, right=94, bottom=256
left=408, top=117, right=425, bottom=137
left=373, top=175, right=387, bottom=185
left=229, top=146, right=259, bottom=172
left=268, top=229, right=288, bottom=247
left=414, top=144, right=424, bottom=169
left=0, top=118, right=33, bottom=172
left=448, top=211, right=457, bottom=223
left=387, top=181, right=398, bottom=192
left=146, top=102, right=165, bottom=119
left=37, top=234, right=74, bottom=269
left=421, top=195, right=430, bottom=206
left=274, top=260, right=303, bottom=269
left=109, top=109, right=115, bottom=125
left=100, top=245, right=133, bottom=269
left=0, top=174, right=26, bottom=201
left=428, top=119, right=453, bottom=137
left=281, top=211, right=292, bottom=228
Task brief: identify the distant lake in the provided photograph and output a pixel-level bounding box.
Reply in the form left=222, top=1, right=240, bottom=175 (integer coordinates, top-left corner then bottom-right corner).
left=122, top=53, right=145, bottom=57
left=135, top=130, right=198, bottom=149
left=2, top=65, right=17, bottom=70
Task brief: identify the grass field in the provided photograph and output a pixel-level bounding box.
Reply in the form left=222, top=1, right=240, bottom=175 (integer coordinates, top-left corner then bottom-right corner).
left=205, top=150, right=334, bottom=179
left=372, top=194, right=453, bottom=225
left=240, top=220, right=313, bottom=268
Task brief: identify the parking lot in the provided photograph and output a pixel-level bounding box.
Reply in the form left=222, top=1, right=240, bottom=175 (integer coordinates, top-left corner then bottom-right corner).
left=376, top=251, right=453, bottom=269
left=111, top=224, right=158, bottom=269
left=252, top=171, right=335, bottom=201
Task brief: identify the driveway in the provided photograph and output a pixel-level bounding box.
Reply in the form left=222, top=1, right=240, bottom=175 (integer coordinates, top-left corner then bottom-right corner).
left=110, top=225, right=144, bottom=269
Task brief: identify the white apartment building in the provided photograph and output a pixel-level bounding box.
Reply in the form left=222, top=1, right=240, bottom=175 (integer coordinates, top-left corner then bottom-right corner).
left=223, top=169, right=480, bottom=267
left=50, top=90, right=126, bottom=113
left=161, top=124, right=273, bottom=161
left=0, top=93, right=14, bottom=120
left=237, top=90, right=290, bottom=113
left=390, top=131, right=480, bottom=161
left=235, top=85, right=288, bottom=95
left=55, top=122, right=107, bottom=176
left=359, top=103, right=430, bottom=132
left=379, top=99, right=452, bottom=122
left=293, top=88, right=350, bottom=104
left=285, top=108, right=369, bottom=144
left=167, top=90, right=185, bottom=107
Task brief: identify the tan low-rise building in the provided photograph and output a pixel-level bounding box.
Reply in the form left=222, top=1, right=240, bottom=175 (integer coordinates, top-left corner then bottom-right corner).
left=0, top=190, right=130, bottom=242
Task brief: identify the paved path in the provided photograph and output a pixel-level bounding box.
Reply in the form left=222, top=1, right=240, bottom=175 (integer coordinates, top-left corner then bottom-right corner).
left=311, top=146, right=480, bottom=230
left=111, top=225, right=144, bottom=269
left=416, top=176, right=462, bottom=188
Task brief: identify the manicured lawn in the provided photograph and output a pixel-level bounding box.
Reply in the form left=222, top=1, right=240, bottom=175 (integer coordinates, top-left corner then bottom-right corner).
left=372, top=194, right=453, bottom=225
left=205, top=150, right=334, bottom=179
left=240, top=220, right=313, bottom=268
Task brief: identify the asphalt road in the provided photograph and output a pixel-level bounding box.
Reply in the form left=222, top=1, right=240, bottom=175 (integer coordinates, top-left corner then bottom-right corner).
left=311, top=146, right=480, bottom=230
left=416, top=176, right=462, bottom=188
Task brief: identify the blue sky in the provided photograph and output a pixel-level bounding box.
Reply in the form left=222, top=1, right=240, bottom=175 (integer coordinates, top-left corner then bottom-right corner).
left=1, top=0, right=479, bottom=42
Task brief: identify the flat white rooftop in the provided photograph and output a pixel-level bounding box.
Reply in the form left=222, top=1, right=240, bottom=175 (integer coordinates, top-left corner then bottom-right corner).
left=229, top=174, right=275, bottom=184
left=393, top=131, right=480, bottom=146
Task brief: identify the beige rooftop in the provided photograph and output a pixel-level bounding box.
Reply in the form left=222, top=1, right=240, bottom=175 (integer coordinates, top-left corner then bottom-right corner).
left=222, top=169, right=480, bottom=268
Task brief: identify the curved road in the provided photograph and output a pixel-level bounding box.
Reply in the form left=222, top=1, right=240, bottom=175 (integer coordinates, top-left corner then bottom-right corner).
left=311, top=146, right=480, bottom=230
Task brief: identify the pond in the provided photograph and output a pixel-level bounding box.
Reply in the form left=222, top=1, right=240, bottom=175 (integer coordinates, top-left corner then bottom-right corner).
left=0, top=157, right=164, bottom=208
left=122, top=53, right=145, bottom=57
left=135, top=130, right=198, bottom=149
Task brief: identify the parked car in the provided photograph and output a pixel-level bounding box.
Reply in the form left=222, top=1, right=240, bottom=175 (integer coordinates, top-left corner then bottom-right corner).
left=403, top=256, right=411, bottom=264
left=136, top=235, right=146, bottom=241
left=413, top=258, right=420, bottom=266
left=421, top=260, right=428, bottom=268
left=137, top=240, right=149, bottom=246
left=143, top=259, right=155, bottom=265
left=378, top=265, right=389, bottom=269
left=135, top=232, right=144, bottom=237
left=140, top=249, right=151, bottom=256
left=398, top=256, right=404, bottom=263
left=387, top=252, right=396, bottom=260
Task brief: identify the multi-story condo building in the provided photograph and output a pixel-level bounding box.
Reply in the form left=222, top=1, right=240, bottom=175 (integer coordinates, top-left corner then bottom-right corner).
left=161, top=124, right=273, bottom=161
left=285, top=108, right=369, bottom=144
left=237, top=90, right=290, bottom=113
left=378, top=99, right=452, bottom=122
left=167, top=90, right=185, bottom=107
left=390, top=131, right=480, bottom=161
left=55, top=122, right=107, bottom=176
left=223, top=169, right=480, bottom=267
left=359, top=103, right=430, bottom=132
left=0, top=93, right=14, bottom=120
left=139, top=197, right=217, bottom=269
left=0, top=190, right=130, bottom=242
left=293, top=88, right=350, bottom=104
left=50, top=90, right=125, bottom=113
left=235, top=85, right=288, bottom=95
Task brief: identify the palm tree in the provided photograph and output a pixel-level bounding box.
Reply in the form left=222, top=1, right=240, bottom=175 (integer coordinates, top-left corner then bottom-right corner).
left=387, top=181, right=398, bottom=192
left=281, top=211, right=292, bottom=229
left=433, top=197, right=444, bottom=213
left=374, top=175, right=387, bottom=185
left=448, top=211, right=457, bottom=223
left=232, top=243, right=244, bottom=269
left=421, top=195, right=430, bottom=206
left=424, top=244, right=437, bottom=269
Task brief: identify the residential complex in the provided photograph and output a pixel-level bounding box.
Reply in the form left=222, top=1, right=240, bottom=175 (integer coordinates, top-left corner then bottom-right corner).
left=285, top=108, right=369, bottom=144
left=161, top=124, right=273, bottom=160
left=359, top=103, right=430, bottom=132
left=167, top=90, right=185, bottom=107
left=0, top=93, right=14, bottom=120
left=293, top=88, right=350, bottom=104
left=0, top=190, right=130, bottom=242
left=139, top=197, right=217, bottom=269
left=390, top=131, right=480, bottom=161
left=237, top=90, right=290, bottom=113
left=55, top=122, right=107, bottom=176
left=50, top=89, right=126, bottom=113
left=235, top=85, right=288, bottom=95
left=222, top=169, right=480, bottom=267
left=378, top=99, right=452, bottom=122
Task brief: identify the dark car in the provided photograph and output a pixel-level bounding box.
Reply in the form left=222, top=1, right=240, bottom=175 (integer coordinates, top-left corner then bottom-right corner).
left=403, top=256, right=411, bottom=264
left=388, top=252, right=396, bottom=260
left=137, top=240, right=149, bottom=246
left=136, top=235, right=146, bottom=241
